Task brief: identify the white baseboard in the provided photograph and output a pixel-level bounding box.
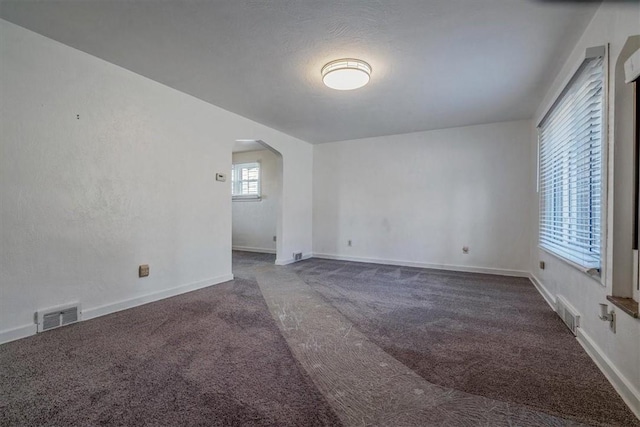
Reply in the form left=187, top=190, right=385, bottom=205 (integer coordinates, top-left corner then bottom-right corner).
left=275, top=253, right=312, bottom=266
left=0, top=274, right=234, bottom=346
left=232, top=246, right=276, bottom=254
left=83, top=274, right=234, bottom=321
left=0, top=323, right=37, bottom=345
left=531, top=273, right=640, bottom=419
left=311, top=253, right=529, bottom=277
left=577, top=328, right=640, bottom=419
left=528, top=273, right=557, bottom=310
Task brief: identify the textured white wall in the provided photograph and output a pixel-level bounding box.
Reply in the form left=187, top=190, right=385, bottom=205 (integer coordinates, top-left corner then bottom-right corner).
left=0, top=19, right=313, bottom=342
left=232, top=149, right=281, bottom=253
left=530, top=2, right=640, bottom=415
left=312, top=120, right=532, bottom=275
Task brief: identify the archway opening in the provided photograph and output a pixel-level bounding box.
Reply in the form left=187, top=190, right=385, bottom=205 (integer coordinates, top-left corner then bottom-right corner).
left=231, top=139, right=283, bottom=267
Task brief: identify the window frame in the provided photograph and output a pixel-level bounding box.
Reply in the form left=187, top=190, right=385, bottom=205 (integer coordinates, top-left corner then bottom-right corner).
left=537, top=45, right=609, bottom=283
left=231, top=161, right=262, bottom=201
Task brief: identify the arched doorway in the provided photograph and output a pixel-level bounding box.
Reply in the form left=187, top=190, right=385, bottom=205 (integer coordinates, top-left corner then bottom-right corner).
left=231, top=139, right=283, bottom=264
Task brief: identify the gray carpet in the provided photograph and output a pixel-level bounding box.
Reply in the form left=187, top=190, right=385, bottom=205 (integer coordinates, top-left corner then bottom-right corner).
left=255, top=263, right=588, bottom=426
left=1, top=252, right=638, bottom=426
left=290, top=258, right=640, bottom=427
left=0, top=257, right=341, bottom=426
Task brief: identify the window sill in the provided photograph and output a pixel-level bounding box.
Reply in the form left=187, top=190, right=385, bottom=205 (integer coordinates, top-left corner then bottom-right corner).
left=606, top=296, right=639, bottom=318
left=232, top=196, right=261, bottom=202
left=538, top=245, right=604, bottom=286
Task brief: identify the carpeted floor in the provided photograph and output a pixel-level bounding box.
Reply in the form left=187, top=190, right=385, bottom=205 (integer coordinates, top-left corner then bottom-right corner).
left=255, top=262, right=587, bottom=426
left=0, top=255, right=341, bottom=426
left=289, top=258, right=640, bottom=426
left=1, top=252, right=638, bottom=426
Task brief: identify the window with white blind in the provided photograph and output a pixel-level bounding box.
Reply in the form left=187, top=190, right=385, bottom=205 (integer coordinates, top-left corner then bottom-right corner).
left=232, top=162, right=261, bottom=200
left=538, top=49, right=605, bottom=271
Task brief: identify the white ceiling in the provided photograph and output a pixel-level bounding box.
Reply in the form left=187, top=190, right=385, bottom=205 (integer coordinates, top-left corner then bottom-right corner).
left=0, top=0, right=598, bottom=143
left=232, top=140, right=268, bottom=153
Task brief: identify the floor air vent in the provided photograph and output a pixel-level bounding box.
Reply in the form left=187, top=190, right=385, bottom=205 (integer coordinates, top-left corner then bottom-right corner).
left=556, top=296, right=580, bottom=336
left=36, top=303, right=81, bottom=332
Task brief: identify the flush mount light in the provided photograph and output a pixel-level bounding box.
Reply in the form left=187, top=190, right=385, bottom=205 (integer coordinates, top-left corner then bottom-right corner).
left=321, top=59, right=371, bottom=90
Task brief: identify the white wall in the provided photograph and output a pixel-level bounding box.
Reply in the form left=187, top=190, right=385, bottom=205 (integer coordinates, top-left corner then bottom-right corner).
left=0, top=19, right=313, bottom=343
left=530, top=2, right=640, bottom=416
left=313, top=120, right=532, bottom=276
left=232, top=149, right=280, bottom=253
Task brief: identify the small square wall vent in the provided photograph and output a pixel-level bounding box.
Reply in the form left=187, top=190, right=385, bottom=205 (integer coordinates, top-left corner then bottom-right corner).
left=293, top=252, right=303, bottom=261
left=36, top=303, right=81, bottom=332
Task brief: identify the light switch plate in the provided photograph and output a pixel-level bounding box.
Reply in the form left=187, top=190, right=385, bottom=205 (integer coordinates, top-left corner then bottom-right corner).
left=216, top=173, right=226, bottom=182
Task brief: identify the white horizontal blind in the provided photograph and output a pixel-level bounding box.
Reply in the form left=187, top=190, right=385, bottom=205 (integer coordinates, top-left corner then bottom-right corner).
left=232, top=162, right=260, bottom=198
left=538, top=55, right=604, bottom=269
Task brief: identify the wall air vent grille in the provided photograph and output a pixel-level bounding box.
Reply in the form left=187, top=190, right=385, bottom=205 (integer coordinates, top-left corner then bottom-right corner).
left=36, top=303, right=81, bottom=332
left=61, top=307, right=78, bottom=325
left=556, top=296, right=580, bottom=336
left=42, top=312, right=61, bottom=331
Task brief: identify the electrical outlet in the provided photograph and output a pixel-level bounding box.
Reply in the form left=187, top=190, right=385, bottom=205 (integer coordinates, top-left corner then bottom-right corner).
left=539, top=261, right=545, bottom=270
left=215, top=173, right=226, bottom=182
left=348, top=240, right=352, bottom=247
left=462, top=246, right=469, bottom=254
left=139, top=264, right=149, bottom=277
left=273, top=236, right=276, bottom=242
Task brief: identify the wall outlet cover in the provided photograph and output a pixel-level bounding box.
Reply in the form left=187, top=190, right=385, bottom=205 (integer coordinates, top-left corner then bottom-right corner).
left=139, top=264, right=150, bottom=277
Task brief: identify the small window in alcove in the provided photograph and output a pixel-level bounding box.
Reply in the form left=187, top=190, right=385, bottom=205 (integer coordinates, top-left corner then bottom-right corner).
left=232, top=162, right=261, bottom=200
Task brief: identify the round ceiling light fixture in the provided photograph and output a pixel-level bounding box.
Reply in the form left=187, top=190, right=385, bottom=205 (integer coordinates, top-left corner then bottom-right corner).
left=321, top=59, right=371, bottom=90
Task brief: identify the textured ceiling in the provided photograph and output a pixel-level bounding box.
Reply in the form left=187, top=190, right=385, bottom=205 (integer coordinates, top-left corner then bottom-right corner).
left=0, top=0, right=598, bottom=143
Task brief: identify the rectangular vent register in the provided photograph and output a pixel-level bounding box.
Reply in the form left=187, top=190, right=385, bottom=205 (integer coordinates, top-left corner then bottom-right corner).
left=556, top=296, right=580, bottom=336
left=35, top=303, right=81, bottom=332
